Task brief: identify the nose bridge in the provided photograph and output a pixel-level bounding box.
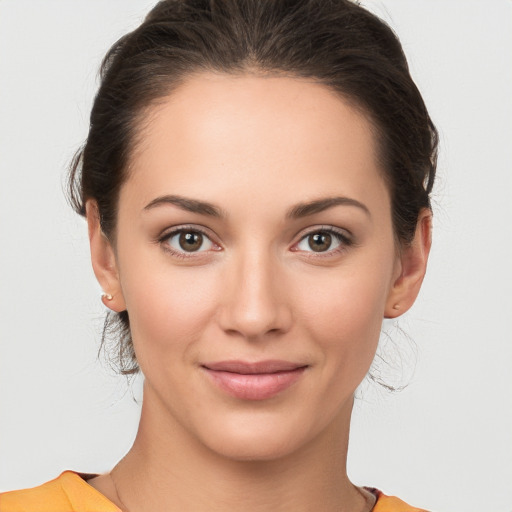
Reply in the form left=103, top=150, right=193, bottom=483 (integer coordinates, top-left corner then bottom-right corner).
left=219, top=241, right=290, bottom=339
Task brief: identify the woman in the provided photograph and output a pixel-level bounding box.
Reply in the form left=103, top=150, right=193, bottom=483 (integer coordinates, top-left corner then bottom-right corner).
left=0, top=0, right=436, bottom=510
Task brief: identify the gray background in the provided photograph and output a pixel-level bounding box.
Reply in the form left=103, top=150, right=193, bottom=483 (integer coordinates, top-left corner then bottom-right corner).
left=1, top=1, right=511, bottom=511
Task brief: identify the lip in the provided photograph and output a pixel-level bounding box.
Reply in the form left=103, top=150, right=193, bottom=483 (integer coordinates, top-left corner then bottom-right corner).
left=202, top=360, right=308, bottom=400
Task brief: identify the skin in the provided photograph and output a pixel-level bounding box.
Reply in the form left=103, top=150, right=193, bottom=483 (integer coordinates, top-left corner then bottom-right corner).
left=86, top=73, right=431, bottom=512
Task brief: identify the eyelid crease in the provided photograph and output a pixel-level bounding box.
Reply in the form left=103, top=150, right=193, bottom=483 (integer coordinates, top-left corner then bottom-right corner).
left=155, top=224, right=354, bottom=261
left=289, top=225, right=355, bottom=258
left=294, top=225, right=353, bottom=244
left=157, top=225, right=222, bottom=257
left=156, top=224, right=217, bottom=242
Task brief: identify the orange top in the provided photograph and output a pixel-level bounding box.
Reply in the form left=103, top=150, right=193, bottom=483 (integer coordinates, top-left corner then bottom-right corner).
left=0, top=471, right=428, bottom=511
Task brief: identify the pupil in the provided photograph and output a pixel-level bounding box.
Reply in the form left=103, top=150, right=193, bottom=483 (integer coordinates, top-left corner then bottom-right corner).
left=179, top=231, right=203, bottom=252
left=308, top=232, right=331, bottom=252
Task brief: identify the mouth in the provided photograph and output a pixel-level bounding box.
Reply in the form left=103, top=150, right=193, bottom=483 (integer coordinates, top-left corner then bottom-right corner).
left=201, top=360, right=308, bottom=401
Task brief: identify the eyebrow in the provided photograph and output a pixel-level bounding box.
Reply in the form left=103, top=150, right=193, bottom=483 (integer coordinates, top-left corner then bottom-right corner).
left=286, top=196, right=371, bottom=219
left=143, top=194, right=370, bottom=219
left=143, top=195, right=225, bottom=218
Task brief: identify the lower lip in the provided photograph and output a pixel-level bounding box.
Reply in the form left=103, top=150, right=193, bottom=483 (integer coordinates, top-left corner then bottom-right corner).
left=203, top=367, right=307, bottom=400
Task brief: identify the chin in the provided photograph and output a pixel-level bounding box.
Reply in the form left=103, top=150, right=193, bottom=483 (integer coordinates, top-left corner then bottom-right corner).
left=193, top=409, right=319, bottom=462
left=209, top=433, right=302, bottom=462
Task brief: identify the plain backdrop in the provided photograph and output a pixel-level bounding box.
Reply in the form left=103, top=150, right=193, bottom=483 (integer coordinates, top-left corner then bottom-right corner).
left=1, top=1, right=511, bottom=511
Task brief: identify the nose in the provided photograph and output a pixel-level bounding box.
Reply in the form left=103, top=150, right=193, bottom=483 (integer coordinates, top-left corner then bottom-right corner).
left=217, top=248, right=292, bottom=340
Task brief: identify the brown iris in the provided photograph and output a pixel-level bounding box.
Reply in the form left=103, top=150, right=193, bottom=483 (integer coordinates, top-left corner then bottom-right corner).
left=308, top=232, right=332, bottom=252
left=179, top=231, right=203, bottom=251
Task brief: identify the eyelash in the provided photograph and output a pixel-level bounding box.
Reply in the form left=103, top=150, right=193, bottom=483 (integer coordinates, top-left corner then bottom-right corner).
left=158, top=225, right=220, bottom=260
left=157, top=225, right=353, bottom=260
left=293, top=226, right=353, bottom=259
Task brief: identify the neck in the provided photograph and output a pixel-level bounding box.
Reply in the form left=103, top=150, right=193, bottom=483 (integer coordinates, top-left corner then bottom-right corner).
left=108, top=387, right=368, bottom=512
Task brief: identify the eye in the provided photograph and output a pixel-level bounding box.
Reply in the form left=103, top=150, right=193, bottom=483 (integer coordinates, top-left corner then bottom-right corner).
left=294, top=228, right=350, bottom=254
left=163, top=228, right=216, bottom=254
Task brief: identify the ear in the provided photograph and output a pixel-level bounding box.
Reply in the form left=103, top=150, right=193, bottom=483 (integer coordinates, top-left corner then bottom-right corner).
left=384, top=208, right=432, bottom=318
left=86, top=200, right=126, bottom=313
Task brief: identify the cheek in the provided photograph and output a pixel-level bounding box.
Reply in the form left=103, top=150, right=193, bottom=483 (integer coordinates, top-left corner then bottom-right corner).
left=297, top=260, right=393, bottom=382
left=116, top=246, right=221, bottom=367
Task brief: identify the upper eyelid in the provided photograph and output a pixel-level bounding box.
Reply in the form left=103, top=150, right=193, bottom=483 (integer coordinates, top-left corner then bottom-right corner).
left=158, top=226, right=220, bottom=258
left=158, top=224, right=216, bottom=240
left=288, top=226, right=353, bottom=256
left=294, top=225, right=352, bottom=242
left=157, top=225, right=221, bottom=254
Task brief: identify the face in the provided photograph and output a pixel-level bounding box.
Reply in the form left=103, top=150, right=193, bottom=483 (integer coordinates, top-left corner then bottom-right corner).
left=89, top=72, right=427, bottom=461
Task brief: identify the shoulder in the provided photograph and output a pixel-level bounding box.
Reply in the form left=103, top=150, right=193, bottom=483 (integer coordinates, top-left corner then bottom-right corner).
left=370, top=488, right=431, bottom=512
left=0, top=471, right=120, bottom=512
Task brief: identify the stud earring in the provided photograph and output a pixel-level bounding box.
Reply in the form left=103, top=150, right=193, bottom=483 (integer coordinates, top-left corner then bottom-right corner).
left=102, top=293, right=113, bottom=301
left=392, top=303, right=400, bottom=310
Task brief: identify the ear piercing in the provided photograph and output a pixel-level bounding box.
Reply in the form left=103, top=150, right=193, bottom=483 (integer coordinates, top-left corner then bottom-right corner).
left=102, top=293, right=114, bottom=301
left=392, top=304, right=400, bottom=310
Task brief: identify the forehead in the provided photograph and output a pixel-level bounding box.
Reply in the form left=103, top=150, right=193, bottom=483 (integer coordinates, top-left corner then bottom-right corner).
left=124, top=72, right=389, bottom=215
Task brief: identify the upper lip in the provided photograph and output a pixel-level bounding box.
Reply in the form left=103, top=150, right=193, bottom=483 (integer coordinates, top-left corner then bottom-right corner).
left=202, top=360, right=307, bottom=374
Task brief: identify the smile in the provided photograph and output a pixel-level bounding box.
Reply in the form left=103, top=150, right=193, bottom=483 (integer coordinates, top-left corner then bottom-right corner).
left=201, top=360, right=308, bottom=401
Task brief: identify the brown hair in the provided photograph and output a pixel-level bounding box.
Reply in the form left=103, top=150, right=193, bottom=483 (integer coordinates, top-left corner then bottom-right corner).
left=68, top=0, right=438, bottom=375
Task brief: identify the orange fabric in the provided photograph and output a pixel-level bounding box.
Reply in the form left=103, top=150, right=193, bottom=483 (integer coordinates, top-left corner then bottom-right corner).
left=371, top=489, right=429, bottom=512
left=0, top=472, right=120, bottom=512
left=0, top=471, right=428, bottom=511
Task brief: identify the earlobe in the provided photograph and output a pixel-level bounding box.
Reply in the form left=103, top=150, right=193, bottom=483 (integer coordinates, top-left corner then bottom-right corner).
left=385, top=209, right=432, bottom=318
left=86, top=200, right=126, bottom=313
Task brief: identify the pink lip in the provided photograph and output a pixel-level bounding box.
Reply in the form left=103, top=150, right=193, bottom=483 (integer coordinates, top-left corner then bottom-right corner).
left=202, top=360, right=308, bottom=400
